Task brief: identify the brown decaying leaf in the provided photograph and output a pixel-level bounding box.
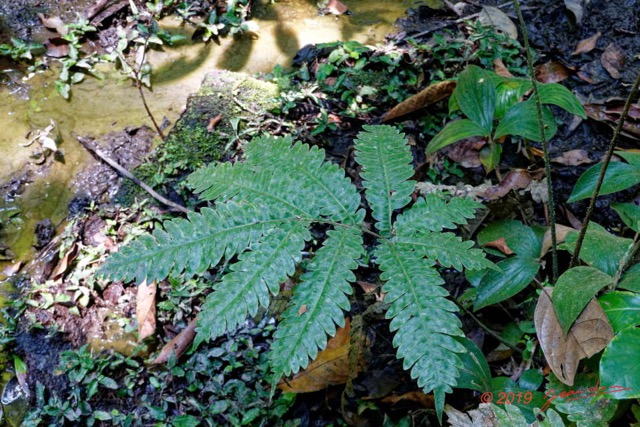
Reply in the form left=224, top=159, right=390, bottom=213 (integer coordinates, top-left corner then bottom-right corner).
left=540, top=224, right=575, bottom=257
left=551, top=149, right=592, bottom=166
left=150, top=317, right=198, bottom=365
left=298, top=304, right=308, bottom=315
left=50, top=243, right=79, bottom=281
left=381, top=391, right=433, bottom=408
left=136, top=280, right=156, bottom=341
left=325, top=0, right=349, bottom=15
left=279, top=318, right=364, bottom=393
left=584, top=103, right=640, bottom=139
left=1, top=261, right=22, bottom=277
left=601, top=42, right=626, bottom=79
left=44, top=38, right=69, bottom=58
left=572, top=32, right=601, bottom=55
left=482, top=237, right=514, bottom=255
left=493, top=59, right=513, bottom=77
left=445, top=403, right=500, bottom=427
left=535, top=61, right=571, bottom=83
left=481, top=169, right=532, bottom=201
left=207, top=114, right=223, bottom=132
left=444, top=138, right=485, bottom=168
left=478, top=6, right=518, bottom=40
left=535, top=288, right=613, bottom=386
left=382, top=80, right=456, bottom=122
left=38, top=14, right=68, bottom=35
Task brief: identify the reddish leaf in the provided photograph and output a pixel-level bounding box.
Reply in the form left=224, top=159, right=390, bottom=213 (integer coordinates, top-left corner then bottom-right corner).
left=44, top=38, right=69, bottom=58
left=136, top=280, right=156, bottom=341
left=481, top=169, right=532, bottom=201
left=585, top=102, right=640, bottom=139
left=601, top=42, right=626, bottom=79
left=535, top=288, right=613, bottom=386
left=50, top=243, right=79, bottom=281
left=482, top=237, right=514, bottom=255
left=572, top=32, right=601, bottom=55
left=324, top=0, right=350, bottom=15
left=383, top=80, right=456, bottom=122
left=551, top=149, right=592, bottom=166
left=535, top=61, right=572, bottom=83
left=150, top=318, right=197, bottom=365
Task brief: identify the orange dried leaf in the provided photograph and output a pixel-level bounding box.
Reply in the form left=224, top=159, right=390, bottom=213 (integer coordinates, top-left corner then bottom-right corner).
left=572, top=32, right=601, bottom=55
left=382, top=80, right=456, bottom=122
left=481, top=169, right=532, bottom=201
left=493, top=59, right=513, bottom=77
left=540, top=224, right=575, bottom=257
left=482, top=237, right=514, bottom=255
left=150, top=318, right=198, bottom=365
left=136, top=280, right=156, bottom=341
left=535, top=288, right=613, bottom=386
left=298, top=304, right=308, bottom=315
left=535, top=61, right=571, bottom=83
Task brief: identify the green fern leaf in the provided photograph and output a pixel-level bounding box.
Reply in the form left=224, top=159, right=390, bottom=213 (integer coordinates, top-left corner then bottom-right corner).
left=377, top=240, right=465, bottom=395
left=195, top=221, right=311, bottom=347
left=395, top=193, right=481, bottom=234
left=189, top=135, right=362, bottom=224
left=395, top=232, right=494, bottom=271
left=355, top=125, right=415, bottom=236
left=101, top=202, right=279, bottom=283
left=270, top=226, right=364, bottom=378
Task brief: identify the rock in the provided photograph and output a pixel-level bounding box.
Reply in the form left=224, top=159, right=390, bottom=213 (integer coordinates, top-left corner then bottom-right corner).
left=34, top=218, right=54, bottom=249
left=1, top=377, right=28, bottom=427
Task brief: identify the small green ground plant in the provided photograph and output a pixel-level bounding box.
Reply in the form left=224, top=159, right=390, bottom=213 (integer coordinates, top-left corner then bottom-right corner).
left=102, top=125, right=495, bottom=420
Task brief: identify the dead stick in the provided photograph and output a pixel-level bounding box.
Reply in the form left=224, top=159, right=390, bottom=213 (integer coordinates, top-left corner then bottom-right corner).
left=77, top=136, right=189, bottom=214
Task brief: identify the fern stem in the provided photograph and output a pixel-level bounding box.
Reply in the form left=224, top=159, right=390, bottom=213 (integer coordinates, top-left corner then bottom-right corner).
left=570, top=73, right=640, bottom=268
left=513, top=0, right=558, bottom=283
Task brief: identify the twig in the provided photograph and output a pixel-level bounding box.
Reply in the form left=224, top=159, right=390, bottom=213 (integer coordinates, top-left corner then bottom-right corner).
left=513, top=0, right=558, bottom=283
left=570, top=73, right=640, bottom=268
left=77, top=136, right=189, bottom=214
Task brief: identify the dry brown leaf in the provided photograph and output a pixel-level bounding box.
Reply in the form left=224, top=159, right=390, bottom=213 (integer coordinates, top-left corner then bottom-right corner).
left=279, top=319, right=363, bottom=393
left=444, top=138, right=486, bottom=168
left=585, top=103, right=640, bottom=139
left=601, top=42, right=626, bottom=79
left=150, top=317, right=198, bottom=365
left=325, top=0, right=349, bottom=15
left=540, top=224, right=575, bottom=257
left=535, top=61, right=571, bottom=83
left=50, top=244, right=79, bottom=281
left=482, top=237, right=514, bottom=255
left=535, top=288, right=613, bottom=386
left=38, top=14, right=68, bottom=35
left=478, top=6, right=518, bottom=39
left=551, top=149, right=592, bottom=166
left=44, top=38, right=69, bottom=58
left=136, top=280, right=156, bottom=341
left=572, top=32, right=601, bottom=55
left=382, top=80, right=456, bottom=122
left=381, top=391, right=433, bottom=407
left=481, top=169, right=532, bottom=201
left=1, top=261, right=22, bottom=277
left=298, top=304, right=308, bottom=315
left=493, top=59, right=513, bottom=77
left=445, top=403, right=500, bottom=427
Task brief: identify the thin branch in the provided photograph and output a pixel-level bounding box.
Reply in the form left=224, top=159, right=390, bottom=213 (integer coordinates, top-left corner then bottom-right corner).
left=570, top=73, right=640, bottom=267
left=77, top=136, right=189, bottom=214
left=513, top=0, right=558, bottom=283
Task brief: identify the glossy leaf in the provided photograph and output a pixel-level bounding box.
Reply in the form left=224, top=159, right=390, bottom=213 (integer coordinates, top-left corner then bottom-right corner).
left=477, top=219, right=542, bottom=258
left=474, top=256, right=540, bottom=310
left=568, top=161, right=640, bottom=202
left=494, top=77, right=532, bottom=120
left=426, top=119, right=488, bottom=155
left=619, top=263, right=640, bottom=293
left=537, top=83, right=587, bottom=118
left=454, top=337, right=492, bottom=392
left=611, top=202, right=640, bottom=232
left=563, top=223, right=633, bottom=276
left=456, top=65, right=496, bottom=132
left=599, top=291, right=640, bottom=332
left=494, top=101, right=558, bottom=142
left=552, top=267, right=613, bottom=335
left=616, top=150, right=640, bottom=169
left=600, top=328, right=640, bottom=399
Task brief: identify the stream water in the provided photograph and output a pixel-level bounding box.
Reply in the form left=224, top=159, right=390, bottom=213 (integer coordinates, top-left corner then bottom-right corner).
left=0, top=0, right=440, bottom=274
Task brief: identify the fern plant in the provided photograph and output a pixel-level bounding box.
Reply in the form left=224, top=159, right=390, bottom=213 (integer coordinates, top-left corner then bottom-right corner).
left=101, top=125, right=494, bottom=419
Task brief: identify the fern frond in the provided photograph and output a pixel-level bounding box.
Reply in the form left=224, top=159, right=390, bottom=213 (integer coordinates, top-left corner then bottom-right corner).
left=355, top=125, right=415, bottom=236
left=395, top=232, right=494, bottom=271
left=195, top=221, right=311, bottom=347
left=377, top=240, right=465, bottom=396
left=188, top=135, right=362, bottom=224
left=270, top=226, right=363, bottom=378
left=101, top=202, right=280, bottom=283
left=395, top=193, right=482, bottom=234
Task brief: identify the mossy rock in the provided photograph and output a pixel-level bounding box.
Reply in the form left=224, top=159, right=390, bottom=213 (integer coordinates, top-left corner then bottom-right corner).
left=118, top=71, right=279, bottom=204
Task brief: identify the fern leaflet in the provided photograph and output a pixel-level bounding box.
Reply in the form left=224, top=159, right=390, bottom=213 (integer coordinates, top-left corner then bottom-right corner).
left=355, top=125, right=415, bottom=236
left=394, top=193, right=482, bottom=233
left=270, top=226, right=364, bottom=378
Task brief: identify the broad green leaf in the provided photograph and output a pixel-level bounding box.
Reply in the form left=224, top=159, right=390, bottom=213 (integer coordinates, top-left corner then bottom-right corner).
left=611, top=202, right=640, bottom=232
left=456, top=65, right=496, bottom=132
left=479, top=143, right=502, bottom=173
left=600, top=327, right=640, bottom=399
left=599, top=291, right=640, bottom=332
left=619, top=263, right=640, bottom=293
left=546, top=373, right=618, bottom=426
left=477, top=220, right=541, bottom=258
left=426, top=119, right=488, bottom=154
left=568, top=161, right=640, bottom=202
left=172, top=415, right=201, bottom=427
left=474, top=256, right=539, bottom=310
left=537, top=83, right=587, bottom=118
left=518, top=369, right=543, bottom=391
left=454, top=337, right=492, bottom=392
left=494, top=101, right=557, bottom=142
left=494, top=78, right=532, bottom=120
left=563, top=223, right=633, bottom=276
left=616, top=150, right=640, bottom=169
left=552, top=267, right=613, bottom=335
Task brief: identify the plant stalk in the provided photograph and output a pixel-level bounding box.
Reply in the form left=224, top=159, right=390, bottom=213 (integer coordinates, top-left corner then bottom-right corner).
left=570, top=73, right=640, bottom=268
left=512, top=0, right=558, bottom=282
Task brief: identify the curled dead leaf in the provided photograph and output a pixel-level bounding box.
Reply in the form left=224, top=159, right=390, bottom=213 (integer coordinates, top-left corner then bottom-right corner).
left=535, top=61, right=572, bottom=83
left=551, top=149, right=592, bottom=166
left=150, top=317, right=197, bottom=365
left=136, top=280, right=156, bottom=341
left=38, top=14, right=68, bottom=35
left=382, top=80, right=456, bottom=122
left=478, top=6, right=518, bottom=40
left=601, top=42, right=626, bottom=79
left=534, top=288, right=613, bottom=386
left=481, top=169, right=532, bottom=201
left=482, top=237, right=514, bottom=255
left=540, top=224, right=575, bottom=257
left=493, top=59, right=513, bottom=77
left=572, top=32, right=601, bottom=55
